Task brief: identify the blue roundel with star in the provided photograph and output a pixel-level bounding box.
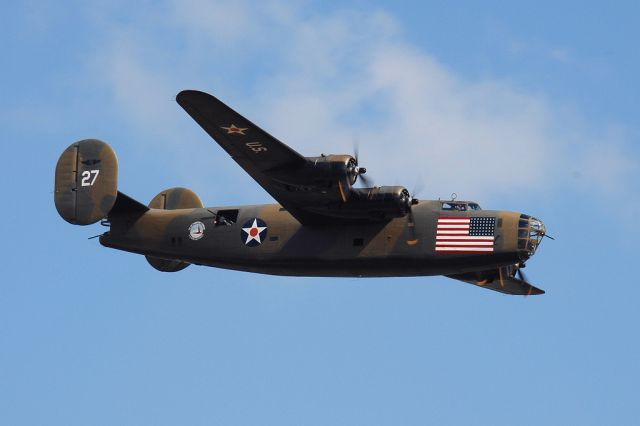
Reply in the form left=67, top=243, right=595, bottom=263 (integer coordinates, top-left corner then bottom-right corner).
left=240, top=218, right=268, bottom=247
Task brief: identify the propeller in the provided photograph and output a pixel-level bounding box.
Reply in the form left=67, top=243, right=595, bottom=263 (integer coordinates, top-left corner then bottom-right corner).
left=497, top=262, right=544, bottom=296
left=404, top=188, right=420, bottom=245
left=406, top=209, right=417, bottom=244
left=514, top=265, right=544, bottom=296
left=515, top=264, right=528, bottom=283
left=349, top=140, right=421, bottom=245
left=497, top=263, right=528, bottom=290
left=350, top=142, right=372, bottom=187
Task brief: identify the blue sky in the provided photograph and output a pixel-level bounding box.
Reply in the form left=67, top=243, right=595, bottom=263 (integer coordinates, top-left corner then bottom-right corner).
left=2, top=1, right=639, bottom=425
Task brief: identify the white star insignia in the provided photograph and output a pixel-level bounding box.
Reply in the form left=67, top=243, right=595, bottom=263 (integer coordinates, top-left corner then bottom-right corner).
left=221, top=124, right=248, bottom=135
left=242, top=218, right=267, bottom=245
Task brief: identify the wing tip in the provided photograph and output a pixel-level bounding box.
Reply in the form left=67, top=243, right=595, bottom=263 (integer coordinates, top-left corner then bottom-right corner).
left=176, top=89, right=206, bottom=105
left=527, top=285, right=545, bottom=296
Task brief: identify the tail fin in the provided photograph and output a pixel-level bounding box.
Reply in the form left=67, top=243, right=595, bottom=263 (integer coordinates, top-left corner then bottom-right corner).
left=54, top=139, right=148, bottom=225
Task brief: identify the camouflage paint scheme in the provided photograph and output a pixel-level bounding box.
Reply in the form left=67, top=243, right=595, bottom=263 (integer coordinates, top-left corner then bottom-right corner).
left=55, top=90, right=548, bottom=295
left=54, top=139, right=118, bottom=225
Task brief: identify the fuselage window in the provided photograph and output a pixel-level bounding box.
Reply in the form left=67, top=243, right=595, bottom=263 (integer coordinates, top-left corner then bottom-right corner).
left=215, top=209, right=239, bottom=226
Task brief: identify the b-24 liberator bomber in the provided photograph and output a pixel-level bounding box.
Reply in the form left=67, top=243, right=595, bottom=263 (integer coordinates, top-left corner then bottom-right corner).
left=54, top=90, right=550, bottom=295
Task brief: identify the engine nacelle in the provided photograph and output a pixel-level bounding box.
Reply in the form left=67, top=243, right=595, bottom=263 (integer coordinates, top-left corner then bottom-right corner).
left=304, top=154, right=359, bottom=186
left=267, top=154, right=358, bottom=189
left=345, top=186, right=412, bottom=220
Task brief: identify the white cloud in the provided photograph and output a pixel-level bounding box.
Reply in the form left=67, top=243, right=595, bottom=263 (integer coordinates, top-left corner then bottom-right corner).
left=169, top=0, right=256, bottom=45
left=88, top=1, right=638, bottom=205
left=578, top=133, right=637, bottom=193
left=107, top=44, right=178, bottom=133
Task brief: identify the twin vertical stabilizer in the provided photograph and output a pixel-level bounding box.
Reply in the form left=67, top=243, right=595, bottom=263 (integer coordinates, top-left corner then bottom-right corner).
left=54, top=139, right=118, bottom=225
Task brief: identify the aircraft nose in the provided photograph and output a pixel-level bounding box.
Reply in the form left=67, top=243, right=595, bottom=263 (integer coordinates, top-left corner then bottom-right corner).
left=529, top=217, right=546, bottom=237
left=517, top=214, right=547, bottom=260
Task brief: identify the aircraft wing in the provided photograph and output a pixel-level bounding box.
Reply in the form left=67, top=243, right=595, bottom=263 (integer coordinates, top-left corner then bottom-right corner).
left=177, top=90, right=307, bottom=174
left=177, top=90, right=322, bottom=221
left=446, top=272, right=545, bottom=296
left=178, top=90, right=405, bottom=226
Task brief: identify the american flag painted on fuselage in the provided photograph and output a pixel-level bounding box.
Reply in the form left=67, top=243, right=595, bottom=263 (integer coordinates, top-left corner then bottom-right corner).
left=435, top=216, right=496, bottom=253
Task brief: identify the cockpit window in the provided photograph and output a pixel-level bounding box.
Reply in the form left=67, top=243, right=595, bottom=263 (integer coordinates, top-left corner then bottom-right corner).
left=441, top=202, right=467, bottom=211
left=441, top=202, right=481, bottom=211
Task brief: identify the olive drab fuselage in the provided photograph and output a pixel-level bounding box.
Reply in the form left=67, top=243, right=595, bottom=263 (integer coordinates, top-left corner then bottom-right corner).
left=99, top=201, right=525, bottom=277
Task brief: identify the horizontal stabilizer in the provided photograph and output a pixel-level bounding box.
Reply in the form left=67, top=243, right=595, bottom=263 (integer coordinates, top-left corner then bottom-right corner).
left=109, top=191, right=149, bottom=217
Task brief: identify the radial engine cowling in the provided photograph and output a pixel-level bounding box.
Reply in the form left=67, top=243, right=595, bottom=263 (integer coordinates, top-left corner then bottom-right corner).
left=308, top=154, right=360, bottom=186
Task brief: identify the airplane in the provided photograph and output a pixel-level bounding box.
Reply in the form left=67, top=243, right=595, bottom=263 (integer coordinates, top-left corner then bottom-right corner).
left=54, top=90, right=550, bottom=295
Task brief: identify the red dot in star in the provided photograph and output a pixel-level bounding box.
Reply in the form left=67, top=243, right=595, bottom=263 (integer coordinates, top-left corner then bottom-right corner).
left=250, top=228, right=258, bottom=237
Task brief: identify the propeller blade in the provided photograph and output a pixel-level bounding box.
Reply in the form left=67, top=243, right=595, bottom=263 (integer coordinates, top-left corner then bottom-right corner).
left=353, top=137, right=360, bottom=165
left=403, top=186, right=418, bottom=244
left=405, top=208, right=419, bottom=245
left=408, top=209, right=416, bottom=237
left=358, top=173, right=373, bottom=187
left=411, top=181, right=424, bottom=200
left=516, top=265, right=529, bottom=284
left=351, top=140, right=375, bottom=187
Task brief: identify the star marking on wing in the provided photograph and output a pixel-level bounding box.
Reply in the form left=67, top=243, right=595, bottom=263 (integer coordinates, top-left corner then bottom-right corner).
left=242, top=218, right=267, bottom=245
left=221, top=124, right=248, bottom=135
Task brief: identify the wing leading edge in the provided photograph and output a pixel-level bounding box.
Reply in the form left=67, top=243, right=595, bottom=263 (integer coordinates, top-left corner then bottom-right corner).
left=177, top=90, right=412, bottom=226
left=177, top=90, right=307, bottom=174
left=177, top=90, right=324, bottom=223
